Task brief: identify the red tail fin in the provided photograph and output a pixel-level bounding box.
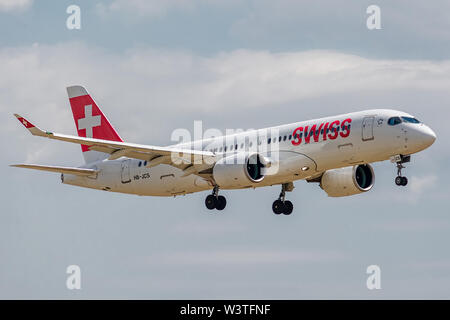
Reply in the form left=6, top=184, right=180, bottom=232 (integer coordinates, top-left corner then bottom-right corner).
left=67, top=85, right=123, bottom=163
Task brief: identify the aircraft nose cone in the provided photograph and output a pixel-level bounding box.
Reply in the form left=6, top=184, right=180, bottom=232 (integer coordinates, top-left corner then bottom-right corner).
left=422, top=126, right=436, bottom=147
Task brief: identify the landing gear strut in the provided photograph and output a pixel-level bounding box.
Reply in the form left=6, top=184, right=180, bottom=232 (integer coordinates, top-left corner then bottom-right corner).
left=272, top=183, right=294, bottom=215
left=392, top=155, right=410, bottom=186
left=205, top=186, right=227, bottom=211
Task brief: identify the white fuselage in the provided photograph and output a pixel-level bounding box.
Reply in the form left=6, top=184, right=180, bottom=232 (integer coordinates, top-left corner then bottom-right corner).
left=62, top=109, right=436, bottom=196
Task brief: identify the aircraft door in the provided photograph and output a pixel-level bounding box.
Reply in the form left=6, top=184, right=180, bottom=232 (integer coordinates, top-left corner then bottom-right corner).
left=121, top=159, right=131, bottom=183
left=362, top=116, right=375, bottom=141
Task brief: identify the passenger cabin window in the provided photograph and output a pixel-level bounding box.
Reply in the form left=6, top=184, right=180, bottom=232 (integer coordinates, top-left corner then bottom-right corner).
left=401, top=116, right=420, bottom=124
left=388, top=117, right=402, bottom=126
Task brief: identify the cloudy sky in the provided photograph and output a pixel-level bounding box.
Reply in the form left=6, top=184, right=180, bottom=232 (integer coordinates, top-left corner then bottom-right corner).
left=1, top=0, right=450, bottom=299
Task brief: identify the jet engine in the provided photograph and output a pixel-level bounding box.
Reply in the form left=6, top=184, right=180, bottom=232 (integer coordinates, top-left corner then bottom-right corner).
left=212, top=153, right=267, bottom=189
left=320, top=164, right=374, bottom=197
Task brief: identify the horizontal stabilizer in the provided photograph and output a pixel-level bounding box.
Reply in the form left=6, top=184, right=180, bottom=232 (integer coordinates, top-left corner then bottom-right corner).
left=10, top=164, right=98, bottom=177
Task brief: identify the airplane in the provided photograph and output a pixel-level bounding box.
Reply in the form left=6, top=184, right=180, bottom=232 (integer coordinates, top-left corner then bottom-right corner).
left=11, top=85, right=436, bottom=215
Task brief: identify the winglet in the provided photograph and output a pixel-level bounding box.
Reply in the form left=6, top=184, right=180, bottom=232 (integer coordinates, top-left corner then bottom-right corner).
left=14, top=114, right=48, bottom=137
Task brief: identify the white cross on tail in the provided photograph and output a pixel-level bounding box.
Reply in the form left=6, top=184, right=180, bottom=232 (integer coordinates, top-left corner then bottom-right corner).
left=78, top=105, right=101, bottom=138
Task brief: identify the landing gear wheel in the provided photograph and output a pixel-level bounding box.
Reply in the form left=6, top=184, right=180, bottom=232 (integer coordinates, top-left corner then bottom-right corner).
left=283, top=201, right=293, bottom=215
left=401, top=176, right=408, bottom=186
left=216, top=196, right=227, bottom=210
left=272, top=200, right=285, bottom=215
left=205, top=195, right=216, bottom=210
left=395, top=176, right=408, bottom=186
left=272, top=183, right=295, bottom=215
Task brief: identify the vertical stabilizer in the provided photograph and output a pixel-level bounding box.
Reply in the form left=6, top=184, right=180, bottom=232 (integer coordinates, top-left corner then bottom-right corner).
left=67, top=85, right=123, bottom=164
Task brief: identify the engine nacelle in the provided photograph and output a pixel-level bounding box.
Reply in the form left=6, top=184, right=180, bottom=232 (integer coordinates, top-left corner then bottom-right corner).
left=213, top=153, right=267, bottom=189
left=320, top=164, right=374, bottom=197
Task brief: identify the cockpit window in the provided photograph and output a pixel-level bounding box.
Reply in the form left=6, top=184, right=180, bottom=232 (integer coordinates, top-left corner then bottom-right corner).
left=401, top=116, right=420, bottom=124
left=388, top=117, right=402, bottom=126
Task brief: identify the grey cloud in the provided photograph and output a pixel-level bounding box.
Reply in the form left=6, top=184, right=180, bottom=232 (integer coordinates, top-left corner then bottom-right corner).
left=94, top=0, right=450, bottom=59
left=0, top=0, right=33, bottom=12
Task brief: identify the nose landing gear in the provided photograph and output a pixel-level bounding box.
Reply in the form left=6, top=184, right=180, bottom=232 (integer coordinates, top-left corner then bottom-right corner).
left=272, top=183, right=294, bottom=215
left=205, top=186, right=227, bottom=211
left=391, top=155, right=410, bottom=186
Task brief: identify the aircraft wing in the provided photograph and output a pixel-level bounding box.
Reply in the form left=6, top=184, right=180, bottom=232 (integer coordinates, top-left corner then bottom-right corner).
left=10, top=164, right=98, bottom=177
left=14, top=114, right=216, bottom=172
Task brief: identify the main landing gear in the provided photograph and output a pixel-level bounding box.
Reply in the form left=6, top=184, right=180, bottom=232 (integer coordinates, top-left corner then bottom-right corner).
left=392, top=155, right=410, bottom=186
left=205, top=186, right=227, bottom=211
left=272, top=183, right=294, bottom=215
